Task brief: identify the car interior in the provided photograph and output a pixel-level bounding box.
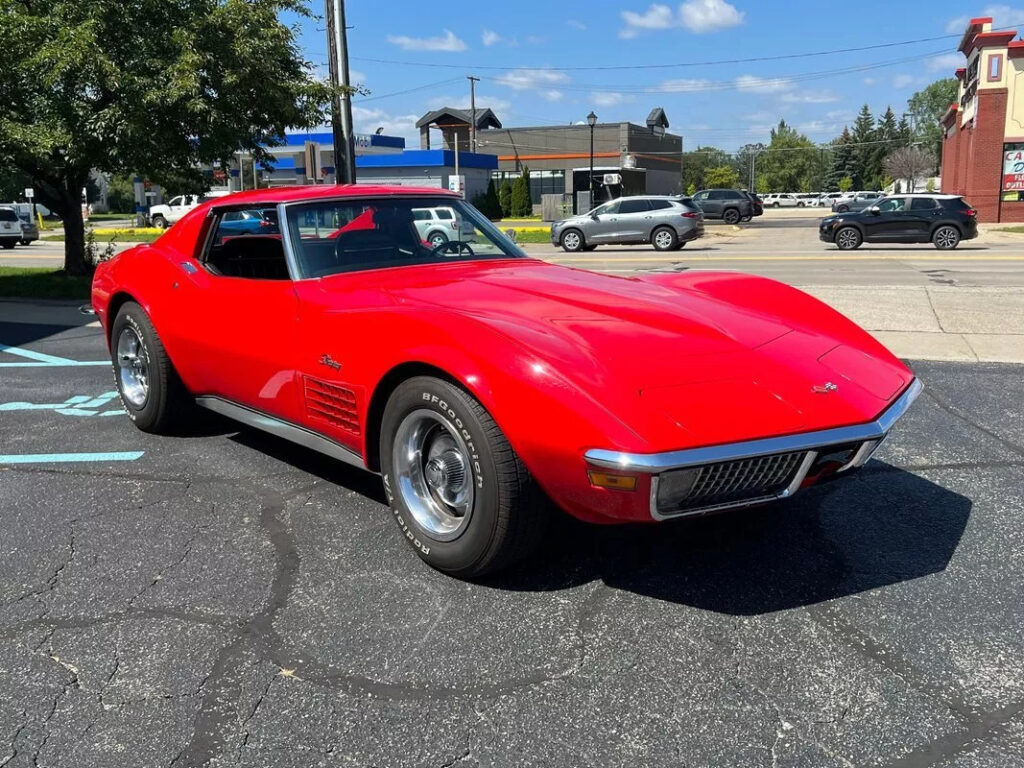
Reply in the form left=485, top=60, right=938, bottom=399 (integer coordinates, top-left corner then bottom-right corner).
left=203, top=208, right=289, bottom=279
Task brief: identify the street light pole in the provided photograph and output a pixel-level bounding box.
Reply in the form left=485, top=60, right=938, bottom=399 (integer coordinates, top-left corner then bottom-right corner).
left=587, top=111, right=597, bottom=207
left=325, top=0, right=356, bottom=183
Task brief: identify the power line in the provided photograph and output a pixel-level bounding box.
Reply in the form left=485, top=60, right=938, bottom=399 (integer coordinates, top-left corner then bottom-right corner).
left=353, top=77, right=464, bottom=103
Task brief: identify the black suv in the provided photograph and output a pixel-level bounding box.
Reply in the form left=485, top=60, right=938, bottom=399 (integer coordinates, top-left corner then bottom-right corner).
left=691, top=188, right=757, bottom=225
left=820, top=194, right=978, bottom=250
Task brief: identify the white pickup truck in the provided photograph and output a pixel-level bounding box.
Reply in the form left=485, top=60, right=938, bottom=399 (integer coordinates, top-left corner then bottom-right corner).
left=149, top=191, right=230, bottom=228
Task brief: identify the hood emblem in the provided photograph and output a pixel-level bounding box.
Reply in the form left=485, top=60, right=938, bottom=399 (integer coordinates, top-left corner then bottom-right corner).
left=813, top=382, right=838, bottom=394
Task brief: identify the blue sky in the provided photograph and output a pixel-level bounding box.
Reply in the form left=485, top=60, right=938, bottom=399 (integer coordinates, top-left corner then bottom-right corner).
left=290, top=1, right=1024, bottom=151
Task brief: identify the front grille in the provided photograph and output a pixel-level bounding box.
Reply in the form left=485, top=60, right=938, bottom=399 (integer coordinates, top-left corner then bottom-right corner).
left=656, top=451, right=806, bottom=516
left=303, top=376, right=360, bottom=435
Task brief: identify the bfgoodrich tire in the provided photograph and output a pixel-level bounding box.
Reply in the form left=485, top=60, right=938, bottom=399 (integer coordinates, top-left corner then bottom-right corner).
left=110, top=301, right=192, bottom=433
left=380, top=376, right=546, bottom=578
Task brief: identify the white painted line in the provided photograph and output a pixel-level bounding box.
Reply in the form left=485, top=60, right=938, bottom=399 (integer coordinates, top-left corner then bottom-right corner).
left=0, top=451, right=144, bottom=464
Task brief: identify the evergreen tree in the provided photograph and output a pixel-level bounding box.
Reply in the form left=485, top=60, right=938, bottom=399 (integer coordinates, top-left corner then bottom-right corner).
left=825, top=128, right=855, bottom=191
left=480, top=177, right=502, bottom=219
left=896, top=114, right=913, bottom=148
left=510, top=167, right=532, bottom=217
left=498, top=178, right=513, bottom=217
left=870, top=107, right=899, bottom=187
left=851, top=104, right=876, bottom=189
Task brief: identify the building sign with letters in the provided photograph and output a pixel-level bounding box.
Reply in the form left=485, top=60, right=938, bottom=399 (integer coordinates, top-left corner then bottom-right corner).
left=1003, top=149, right=1024, bottom=190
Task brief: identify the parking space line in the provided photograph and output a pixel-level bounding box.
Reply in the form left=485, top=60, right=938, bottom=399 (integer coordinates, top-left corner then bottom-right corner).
left=0, top=343, right=108, bottom=368
left=0, top=451, right=144, bottom=464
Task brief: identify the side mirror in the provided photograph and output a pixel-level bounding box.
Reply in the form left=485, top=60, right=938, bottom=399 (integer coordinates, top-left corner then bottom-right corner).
left=869, top=206, right=881, bottom=215
left=590, top=213, right=599, bottom=219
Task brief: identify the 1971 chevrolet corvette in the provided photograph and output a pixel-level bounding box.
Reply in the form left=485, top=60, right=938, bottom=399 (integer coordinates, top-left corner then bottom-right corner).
left=91, top=185, right=921, bottom=577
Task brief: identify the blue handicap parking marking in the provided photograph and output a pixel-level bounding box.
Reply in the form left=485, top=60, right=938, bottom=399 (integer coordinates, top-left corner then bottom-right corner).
left=0, top=391, right=125, bottom=417
left=0, top=451, right=144, bottom=464
left=0, top=343, right=109, bottom=368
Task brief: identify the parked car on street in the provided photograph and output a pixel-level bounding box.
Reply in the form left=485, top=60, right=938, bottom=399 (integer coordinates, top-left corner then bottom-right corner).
left=149, top=190, right=231, bottom=228
left=820, top=194, right=978, bottom=250
left=412, top=206, right=475, bottom=247
left=0, top=207, right=21, bottom=249
left=551, top=195, right=704, bottom=252
left=691, top=188, right=756, bottom=224
left=16, top=212, right=39, bottom=244
left=831, top=191, right=883, bottom=213
left=763, top=193, right=803, bottom=208
left=742, top=191, right=764, bottom=220
left=91, top=184, right=920, bottom=576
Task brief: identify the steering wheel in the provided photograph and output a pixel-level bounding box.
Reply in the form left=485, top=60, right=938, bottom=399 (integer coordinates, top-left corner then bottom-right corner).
left=429, top=240, right=474, bottom=259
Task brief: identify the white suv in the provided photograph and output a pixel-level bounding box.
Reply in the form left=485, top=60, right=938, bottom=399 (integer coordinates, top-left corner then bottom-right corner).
left=149, top=191, right=231, bottom=228
left=411, top=206, right=475, bottom=247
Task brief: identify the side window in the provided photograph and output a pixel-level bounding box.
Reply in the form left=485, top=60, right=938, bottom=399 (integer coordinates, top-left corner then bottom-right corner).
left=693, top=192, right=709, bottom=202
left=648, top=200, right=672, bottom=210
left=411, top=210, right=431, bottom=221
left=168, top=196, right=183, bottom=207
left=594, top=200, right=621, bottom=215
left=203, top=208, right=288, bottom=280
left=708, top=191, right=726, bottom=200
left=618, top=199, right=651, bottom=214
left=910, top=197, right=939, bottom=211
left=435, top=209, right=454, bottom=220
left=877, top=197, right=906, bottom=212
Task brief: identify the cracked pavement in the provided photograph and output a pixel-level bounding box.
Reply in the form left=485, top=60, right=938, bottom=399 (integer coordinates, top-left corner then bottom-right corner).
left=1, top=320, right=1023, bottom=767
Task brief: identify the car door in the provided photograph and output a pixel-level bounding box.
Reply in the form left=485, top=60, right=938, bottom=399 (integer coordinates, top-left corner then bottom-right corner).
left=587, top=200, right=622, bottom=241
left=692, top=191, right=715, bottom=217
left=862, top=197, right=908, bottom=241
left=615, top=198, right=652, bottom=241
left=171, top=205, right=303, bottom=422
left=907, top=197, right=941, bottom=240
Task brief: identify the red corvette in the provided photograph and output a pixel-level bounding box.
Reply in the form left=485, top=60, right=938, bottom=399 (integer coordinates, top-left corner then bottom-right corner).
left=92, top=185, right=921, bottom=577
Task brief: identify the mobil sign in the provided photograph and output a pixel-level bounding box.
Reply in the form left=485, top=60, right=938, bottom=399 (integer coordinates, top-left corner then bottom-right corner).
left=1004, top=150, right=1024, bottom=190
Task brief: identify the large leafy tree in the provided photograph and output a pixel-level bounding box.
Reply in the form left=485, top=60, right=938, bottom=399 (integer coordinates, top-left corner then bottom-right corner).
left=681, top=145, right=731, bottom=192
left=907, top=78, right=958, bottom=173
left=705, top=165, right=739, bottom=188
left=757, top=121, right=822, bottom=193
left=0, top=0, right=334, bottom=274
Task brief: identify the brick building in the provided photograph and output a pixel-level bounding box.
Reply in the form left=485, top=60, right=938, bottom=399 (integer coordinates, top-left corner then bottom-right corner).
left=941, top=16, right=1024, bottom=222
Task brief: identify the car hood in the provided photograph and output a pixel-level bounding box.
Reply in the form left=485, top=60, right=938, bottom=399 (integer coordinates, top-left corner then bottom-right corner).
left=356, top=259, right=910, bottom=450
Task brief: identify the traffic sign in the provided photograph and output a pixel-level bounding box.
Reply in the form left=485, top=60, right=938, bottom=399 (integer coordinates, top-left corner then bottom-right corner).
left=24, top=188, right=34, bottom=199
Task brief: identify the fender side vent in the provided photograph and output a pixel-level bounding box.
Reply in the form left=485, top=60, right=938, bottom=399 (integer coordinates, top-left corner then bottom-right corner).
left=303, top=376, right=360, bottom=435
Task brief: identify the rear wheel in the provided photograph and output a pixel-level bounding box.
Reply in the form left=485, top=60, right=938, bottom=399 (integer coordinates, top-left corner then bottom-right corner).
left=380, top=376, right=546, bottom=577
left=834, top=226, right=862, bottom=250
left=560, top=228, right=585, bottom=252
left=723, top=208, right=741, bottom=225
left=427, top=230, right=448, bottom=248
left=651, top=226, right=678, bottom=251
left=932, top=225, right=960, bottom=250
left=151, top=214, right=167, bottom=229
left=110, top=301, right=192, bottom=433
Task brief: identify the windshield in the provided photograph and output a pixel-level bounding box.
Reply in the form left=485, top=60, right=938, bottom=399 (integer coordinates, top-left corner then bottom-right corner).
left=284, top=197, right=525, bottom=279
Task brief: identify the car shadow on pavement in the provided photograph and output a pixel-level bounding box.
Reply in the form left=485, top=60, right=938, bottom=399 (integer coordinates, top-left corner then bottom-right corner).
left=487, top=462, right=970, bottom=616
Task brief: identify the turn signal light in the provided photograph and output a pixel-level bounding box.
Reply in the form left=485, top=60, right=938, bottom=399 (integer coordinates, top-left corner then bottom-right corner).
left=587, top=470, right=638, bottom=491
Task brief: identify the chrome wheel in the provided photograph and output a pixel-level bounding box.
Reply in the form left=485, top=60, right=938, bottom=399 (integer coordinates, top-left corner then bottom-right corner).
left=561, top=230, right=582, bottom=251
left=653, top=229, right=675, bottom=249
left=934, top=226, right=959, bottom=249
left=393, top=409, right=474, bottom=541
left=836, top=228, right=860, bottom=250
left=116, top=326, right=150, bottom=408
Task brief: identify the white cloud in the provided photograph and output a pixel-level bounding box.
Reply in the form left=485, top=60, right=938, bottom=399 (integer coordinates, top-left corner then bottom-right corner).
left=947, top=5, right=1024, bottom=33
left=592, top=91, right=628, bottom=106
left=736, top=74, right=793, bottom=93
left=893, top=74, right=917, bottom=88
left=781, top=89, right=838, bottom=104
left=826, top=109, right=854, bottom=121
left=526, top=35, right=546, bottom=45
left=657, top=77, right=717, bottom=92
left=744, top=110, right=776, bottom=122
left=620, top=0, right=743, bottom=37
left=386, top=29, right=467, bottom=52
left=747, top=124, right=774, bottom=135
left=540, top=89, right=564, bottom=102
left=425, top=94, right=513, bottom=114
left=567, top=19, right=587, bottom=30
left=679, top=0, right=745, bottom=32
left=351, top=106, right=420, bottom=145
left=482, top=29, right=501, bottom=46
left=797, top=120, right=829, bottom=133
left=495, top=68, right=570, bottom=90
left=927, top=53, right=963, bottom=71
left=349, top=69, right=367, bottom=85
left=863, top=77, right=876, bottom=85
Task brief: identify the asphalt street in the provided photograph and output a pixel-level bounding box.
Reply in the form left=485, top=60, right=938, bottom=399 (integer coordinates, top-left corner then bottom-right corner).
left=1, top=314, right=1023, bottom=767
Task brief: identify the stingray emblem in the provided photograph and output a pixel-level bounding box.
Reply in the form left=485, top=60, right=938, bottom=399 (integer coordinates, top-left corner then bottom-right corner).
left=813, top=382, right=839, bottom=394
left=318, top=354, right=342, bottom=371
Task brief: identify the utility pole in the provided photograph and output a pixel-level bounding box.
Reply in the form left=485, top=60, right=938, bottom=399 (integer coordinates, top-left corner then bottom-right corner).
left=325, top=0, right=356, bottom=183
left=468, top=76, right=479, bottom=153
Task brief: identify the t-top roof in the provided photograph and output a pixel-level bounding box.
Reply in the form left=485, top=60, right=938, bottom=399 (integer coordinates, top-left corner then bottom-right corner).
left=206, top=184, right=459, bottom=207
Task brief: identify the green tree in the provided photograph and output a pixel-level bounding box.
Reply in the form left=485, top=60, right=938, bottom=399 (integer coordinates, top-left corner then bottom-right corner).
left=498, top=178, right=513, bottom=217
left=510, top=167, right=532, bottom=217
left=838, top=176, right=853, bottom=192
left=472, top=178, right=502, bottom=220
left=681, top=145, right=731, bottom=191
left=850, top=105, right=877, bottom=189
left=825, top=128, right=855, bottom=191
left=871, top=107, right=899, bottom=186
left=105, top=175, right=138, bottom=214
left=686, top=182, right=696, bottom=196
left=757, top=121, right=821, bottom=193
left=705, top=165, right=740, bottom=188
left=907, top=78, right=958, bottom=173
left=733, top=143, right=766, bottom=189
left=0, top=0, right=335, bottom=275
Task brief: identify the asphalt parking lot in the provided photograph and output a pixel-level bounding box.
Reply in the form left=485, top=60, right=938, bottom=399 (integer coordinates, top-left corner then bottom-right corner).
left=2, top=318, right=1024, bottom=767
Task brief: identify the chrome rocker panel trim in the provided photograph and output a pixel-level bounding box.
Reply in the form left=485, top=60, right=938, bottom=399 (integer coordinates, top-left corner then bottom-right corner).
left=195, top=396, right=369, bottom=471
left=585, top=378, right=922, bottom=473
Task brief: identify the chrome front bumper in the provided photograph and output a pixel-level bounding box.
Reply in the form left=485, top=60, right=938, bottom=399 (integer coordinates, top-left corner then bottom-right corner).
left=584, top=378, right=923, bottom=520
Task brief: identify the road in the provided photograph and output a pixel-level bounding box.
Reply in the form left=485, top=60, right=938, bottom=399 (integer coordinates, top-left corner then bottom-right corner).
left=1, top=312, right=1023, bottom=767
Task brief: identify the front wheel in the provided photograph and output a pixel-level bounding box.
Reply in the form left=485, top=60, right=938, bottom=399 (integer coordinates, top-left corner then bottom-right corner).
left=723, top=208, right=741, bottom=225
left=110, top=301, right=192, bottom=433
left=651, top=226, right=678, bottom=251
left=428, top=231, right=448, bottom=248
left=151, top=215, right=167, bottom=229
left=933, top=225, right=961, bottom=250
left=834, top=226, right=862, bottom=250
left=380, top=376, right=546, bottom=577
left=560, top=228, right=585, bottom=252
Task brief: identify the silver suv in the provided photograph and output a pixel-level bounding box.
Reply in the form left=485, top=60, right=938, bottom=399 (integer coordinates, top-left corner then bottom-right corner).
left=0, top=207, right=22, bottom=249
left=412, top=206, right=475, bottom=247
left=551, top=196, right=704, bottom=252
